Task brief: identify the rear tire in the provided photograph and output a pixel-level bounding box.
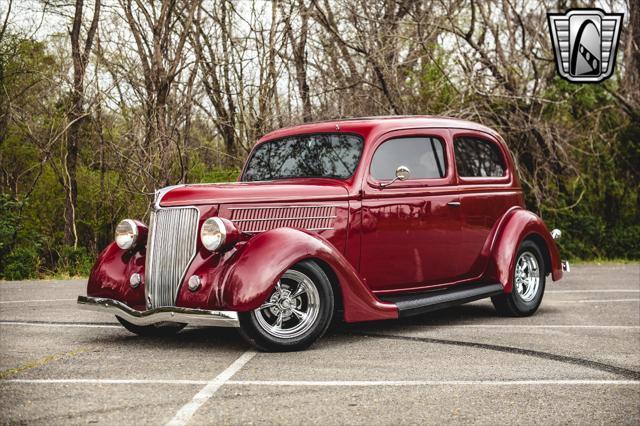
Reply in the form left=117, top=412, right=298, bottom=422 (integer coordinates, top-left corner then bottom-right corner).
left=492, top=240, right=546, bottom=317
left=116, top=316, right=186, bottom=336
left=238, top=260, right=334, bottom=352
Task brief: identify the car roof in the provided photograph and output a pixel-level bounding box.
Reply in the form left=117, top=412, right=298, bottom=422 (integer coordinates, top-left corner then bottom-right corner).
left=257, top=115, right=501, bottom=144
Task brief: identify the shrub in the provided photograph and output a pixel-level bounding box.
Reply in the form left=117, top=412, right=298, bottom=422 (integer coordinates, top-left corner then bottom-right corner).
left=2, top=246, right=40, bottom=280
left=602, top=225, right=640, bottom=260
left=56, top=246, right=94, bottom=277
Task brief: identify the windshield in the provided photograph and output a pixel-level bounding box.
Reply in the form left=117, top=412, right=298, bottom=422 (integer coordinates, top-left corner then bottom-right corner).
left=241, top=133, right=363, bottom=181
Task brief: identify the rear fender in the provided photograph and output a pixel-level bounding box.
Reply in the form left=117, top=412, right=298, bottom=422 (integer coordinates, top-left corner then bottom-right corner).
left=485, top=208, right=563, bottom=292
left=221, top=228, right=398, bottom=322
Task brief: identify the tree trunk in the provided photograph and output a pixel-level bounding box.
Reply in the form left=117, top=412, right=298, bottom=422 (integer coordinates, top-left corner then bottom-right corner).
left=285, top=1, right=312, bottom=122
left=63, top=91, right=82, bottom=247
left=623, top=0, right=639, bottom=108
left=64, top=0, right=100, bottom=247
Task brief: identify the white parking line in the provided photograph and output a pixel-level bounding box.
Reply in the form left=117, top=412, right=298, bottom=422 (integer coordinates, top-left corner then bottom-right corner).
left=3, top=378, right=638, bottom=386
left=4, top=379, right=208, bottom=384
left=228, top=379, right=640, bottom=386
left=0, top=299, right=76, bottom=304
left=0, top=321, right=120, bottom=329
left=425, top=325, right=640, bottom=330
left=554, top=299, right=640, bottom=304
left=547, top=290, right=639, bottom=294
left=165, top=350, right=256, bottom=426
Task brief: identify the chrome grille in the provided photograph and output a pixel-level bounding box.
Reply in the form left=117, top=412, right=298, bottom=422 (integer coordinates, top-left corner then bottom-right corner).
left=229, top=206, right=336, bottom=233
left=145, top=207, right=199, bottom=308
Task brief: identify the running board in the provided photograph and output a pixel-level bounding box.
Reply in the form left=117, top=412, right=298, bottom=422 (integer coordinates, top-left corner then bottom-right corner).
left=379, top=283, right=504, bottom=318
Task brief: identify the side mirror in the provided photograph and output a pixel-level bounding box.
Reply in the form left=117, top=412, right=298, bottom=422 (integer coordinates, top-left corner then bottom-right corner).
left=395, top=165, right=410, bottom=181
left=380, top=165, right=411, bottom=188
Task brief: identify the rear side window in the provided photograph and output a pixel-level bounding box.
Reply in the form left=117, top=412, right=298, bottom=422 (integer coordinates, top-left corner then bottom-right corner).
left=454, top=136, right=505, bottom=177
left=370, top=137, right=446, bottom=180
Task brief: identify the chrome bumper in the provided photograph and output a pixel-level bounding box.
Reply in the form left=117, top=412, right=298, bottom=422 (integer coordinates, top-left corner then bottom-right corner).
left=562, top=260, right=571, bottom=272
left=77, top=296, right=239, bottom=328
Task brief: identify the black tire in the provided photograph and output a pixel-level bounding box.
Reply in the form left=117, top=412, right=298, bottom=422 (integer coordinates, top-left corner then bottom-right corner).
left=116, top=316, right=186, bottom=336
left=492, top=240, right=546, bottom=317
left=238, top=260, right=334, bottom=352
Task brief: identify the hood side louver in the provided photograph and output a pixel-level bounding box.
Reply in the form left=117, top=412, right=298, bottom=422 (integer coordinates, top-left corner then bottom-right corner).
left=229, top=205, right=337, bottom=233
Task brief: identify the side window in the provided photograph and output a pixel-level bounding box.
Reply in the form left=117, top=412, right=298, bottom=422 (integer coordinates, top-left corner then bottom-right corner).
left=454, top=136, right=506, bottom=178
left=370, top=137, right=446, bottom=180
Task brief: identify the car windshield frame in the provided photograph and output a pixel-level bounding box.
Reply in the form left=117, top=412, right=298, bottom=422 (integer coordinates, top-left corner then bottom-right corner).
left=240, top=132, right=364, bottom=182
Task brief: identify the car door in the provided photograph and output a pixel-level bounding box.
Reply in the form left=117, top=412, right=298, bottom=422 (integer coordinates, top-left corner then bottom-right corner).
left=359, top=129, right=465, bottom=293
left=450, top=130, right=522, bottom=280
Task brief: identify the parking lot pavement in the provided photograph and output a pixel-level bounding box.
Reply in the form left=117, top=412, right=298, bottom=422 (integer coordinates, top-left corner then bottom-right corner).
left=1, top=263, right=639, bottom=425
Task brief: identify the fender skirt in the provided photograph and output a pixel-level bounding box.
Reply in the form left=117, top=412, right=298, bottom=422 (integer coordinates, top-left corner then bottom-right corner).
left=221, top=228, right=398, bottom=323
left=485, top=208, right=563, bottom=292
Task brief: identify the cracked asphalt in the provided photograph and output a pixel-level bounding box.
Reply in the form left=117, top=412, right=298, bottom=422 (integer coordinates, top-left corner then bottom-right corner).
left=1, top=263, right=639, bottom=425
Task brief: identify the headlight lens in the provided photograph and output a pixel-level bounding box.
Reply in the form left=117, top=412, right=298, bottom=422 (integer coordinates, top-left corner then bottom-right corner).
left=201, top=217, right=227, bottom=251
left=115, top=219, right=139, bottom=250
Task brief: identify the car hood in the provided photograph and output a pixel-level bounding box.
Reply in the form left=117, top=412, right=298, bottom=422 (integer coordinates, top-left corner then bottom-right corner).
left=159, top=179, right=350, bottom=207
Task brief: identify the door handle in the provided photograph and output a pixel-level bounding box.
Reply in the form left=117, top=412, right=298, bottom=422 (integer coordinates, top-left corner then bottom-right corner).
left=447, top=201, right=461, bottom=207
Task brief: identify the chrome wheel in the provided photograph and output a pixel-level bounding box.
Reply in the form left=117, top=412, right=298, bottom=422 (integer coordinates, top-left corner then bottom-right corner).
left=253, top=269, right=321, bottom=339
left=514, top=251, right=540, bottom=302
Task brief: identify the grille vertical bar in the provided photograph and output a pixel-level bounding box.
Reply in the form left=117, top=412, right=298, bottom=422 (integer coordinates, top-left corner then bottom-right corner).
left=145, top=208, right=199, bottom=308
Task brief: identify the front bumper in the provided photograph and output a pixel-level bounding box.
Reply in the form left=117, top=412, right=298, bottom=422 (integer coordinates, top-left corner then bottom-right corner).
left=77, top=296, right=239, bottom=328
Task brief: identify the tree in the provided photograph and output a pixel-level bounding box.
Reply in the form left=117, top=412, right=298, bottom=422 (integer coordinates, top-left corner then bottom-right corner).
left=64, top=0, right=101, bottom=247
left=120, top=0, right=200, bottom=187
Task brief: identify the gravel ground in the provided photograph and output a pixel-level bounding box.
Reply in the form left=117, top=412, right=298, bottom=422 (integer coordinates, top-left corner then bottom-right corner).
left=1, top=263, right=639, bottom=425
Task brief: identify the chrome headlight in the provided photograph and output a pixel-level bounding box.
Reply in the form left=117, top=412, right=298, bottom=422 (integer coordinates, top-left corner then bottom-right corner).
left=200, top=217, right=239, bottom=252
left=200, top=217, right=227, bottom=251
left=115, top=219, right=139, bottom=250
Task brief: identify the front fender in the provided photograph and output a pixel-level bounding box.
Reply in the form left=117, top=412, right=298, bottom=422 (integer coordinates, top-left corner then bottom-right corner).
left=87, top=242, right=146, bottom=310
left=220, top=228, right=398, bottom=323
left=485, top=208, right=563, bottom=292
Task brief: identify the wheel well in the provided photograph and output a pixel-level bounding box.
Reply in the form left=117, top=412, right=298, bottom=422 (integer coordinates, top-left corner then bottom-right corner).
left=305, top=258, right=344, bottom=314
left=525, top=234, right=551, bottom=276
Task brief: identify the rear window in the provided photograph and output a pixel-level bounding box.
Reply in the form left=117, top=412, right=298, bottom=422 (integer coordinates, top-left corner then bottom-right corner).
left=241, top=133, right=363, bottom=181
left=370, top=137, right=446, bottom=180
left=454, top=136, right=506, bottom=178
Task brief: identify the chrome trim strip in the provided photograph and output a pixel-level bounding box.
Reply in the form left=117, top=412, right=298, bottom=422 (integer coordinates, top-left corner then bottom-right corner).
left=240, top=227, right=334, bottom=234
left=77, top=296, right=239, bottom=327
left=228, top=205, right=339, bottom=210
left=232, top=215, right=337, bottom=222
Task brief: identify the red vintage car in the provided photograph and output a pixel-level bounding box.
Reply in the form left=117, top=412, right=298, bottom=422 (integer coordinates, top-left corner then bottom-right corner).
left=78, top=116, right=568, bottom=351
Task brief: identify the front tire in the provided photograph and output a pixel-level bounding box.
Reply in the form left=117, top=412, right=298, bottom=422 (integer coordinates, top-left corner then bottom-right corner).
left=116, top=316, right=186, bottom=336
left=492, top=240, right=546, bottom=317
left=238, top=260, right=334, bottom=352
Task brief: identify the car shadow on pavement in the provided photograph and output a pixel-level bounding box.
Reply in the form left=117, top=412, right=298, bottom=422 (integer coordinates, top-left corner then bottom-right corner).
left=81, top=302, right=562, bottom=352
left=85, top=326, right=250, bottom=351
left=333, top=302, right=498, bottom=334
left=332, top=300, right=563, bottom=334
